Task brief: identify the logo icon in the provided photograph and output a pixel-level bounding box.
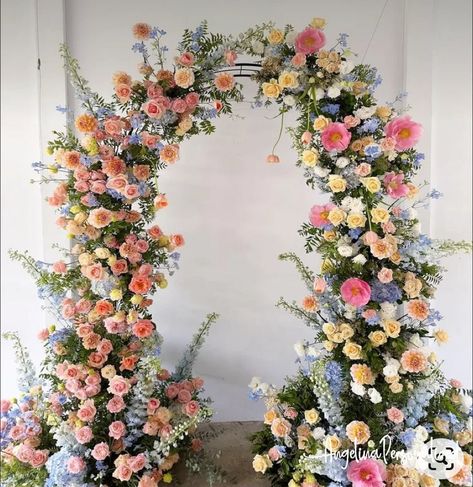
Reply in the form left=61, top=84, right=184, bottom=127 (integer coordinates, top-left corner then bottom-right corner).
left=425, top=438, right=463, bottom=480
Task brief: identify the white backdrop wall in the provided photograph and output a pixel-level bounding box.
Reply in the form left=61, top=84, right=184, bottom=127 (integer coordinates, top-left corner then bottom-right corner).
left=1, top=0, right=471, bottom=421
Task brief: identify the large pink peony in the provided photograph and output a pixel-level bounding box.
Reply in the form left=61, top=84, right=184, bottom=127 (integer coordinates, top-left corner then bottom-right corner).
left=384, top=115, right=422, bottom=150
left=294, top=27, right=326, bottom=54
left=383, top=172, right=409, bottom=199
left=340, top=278, right=371, bottom=307
left=347, top=459, right=387, bottom=487
left=321, top=122, right=352, bottom=152
left=309, top=203, right=335, bottom=228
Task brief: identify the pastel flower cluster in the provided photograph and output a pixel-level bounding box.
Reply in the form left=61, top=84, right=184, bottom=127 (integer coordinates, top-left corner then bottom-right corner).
left=248, top=18, right=472, bottom=487
left=3, top=21, right=244, bottom=486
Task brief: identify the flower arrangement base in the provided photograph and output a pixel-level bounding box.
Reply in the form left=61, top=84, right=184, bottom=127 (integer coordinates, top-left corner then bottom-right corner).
left=174, top=422, right=271, bottom=486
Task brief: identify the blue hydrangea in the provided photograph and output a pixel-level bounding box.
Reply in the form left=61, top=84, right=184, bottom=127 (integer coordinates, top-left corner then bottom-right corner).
left=323, top=103, right=340, bottom=115
left=48, top=327, right=74, bottom=347
left=399, top=428, right=416, bottom=448
left=413, top=152, right=425, bottom=168
left=348, top=228, right=363, bottom=240
left=371, top=280, right=402, bottom=303
left=358, top=119, right=380, bottom=134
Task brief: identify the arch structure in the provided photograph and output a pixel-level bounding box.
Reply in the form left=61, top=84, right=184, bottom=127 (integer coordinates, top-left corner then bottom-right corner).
left=3, top=18, right=472, bottom=487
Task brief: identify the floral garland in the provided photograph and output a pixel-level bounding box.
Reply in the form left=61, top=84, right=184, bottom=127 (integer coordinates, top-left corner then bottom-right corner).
left=1, top=22, right=253, bottom=487
left=245, top=18, right=472, bottom=487
left=1, top=16, right=472, bottom=487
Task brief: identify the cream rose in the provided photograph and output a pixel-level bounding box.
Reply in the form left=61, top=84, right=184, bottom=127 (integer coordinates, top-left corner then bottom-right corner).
left=347, top=212, right=367, bottom=229
left=252, top=454, right=272, bottom=473
left=304, top=408, right=320, bottom=425
left=328, top=176, right=347, bottom=193
left=343, top=341, right=363, bottom=360
left=382, top=319, right=401, bottom=338
left=360, top=177, right=381, bottom=193
left=328, top=208, right=346, bottom=226
left=369, top=330, right=388, bottom=347
left=371, top=207, right=390, bottom=224
left=301, top=149, right=319, bottom=167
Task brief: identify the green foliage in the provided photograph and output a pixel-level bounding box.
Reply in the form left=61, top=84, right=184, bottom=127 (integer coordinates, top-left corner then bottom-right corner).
left=0, top=457, right=48, bottom=487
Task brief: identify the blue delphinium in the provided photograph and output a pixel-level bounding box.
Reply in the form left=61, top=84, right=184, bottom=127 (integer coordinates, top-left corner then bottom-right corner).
left=325, top=361, right=344, bottom=399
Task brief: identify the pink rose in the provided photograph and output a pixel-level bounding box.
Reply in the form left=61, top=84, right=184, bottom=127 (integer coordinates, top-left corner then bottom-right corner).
left=165, top=384, right=179, bottom=399
left=177, top=389, right=192, bottom=404
left=113, top=463, right=133, bottom=481
left=171, top=98, right=187, bottom=113
left=300, top=130, right=312, bottom=144
left=146, top=83, right=163, bottom=99
left=1, top=399, right=11, bottom=413
left=294, top=27, right=326, bottom=54
left=107, top=395, right=126, bottom=414
left=377, top=268, right=393, bottom=283
left=30, top=449, right=48, bottom=468
left=52, top=260, right=67, bottom=274
left=268, top=446, right=282, bottom=462
left=129, top=453, right=146, bottom=472
left=292, top=52, right=307, bottom=67
left=67, top=456, right=86, bottom=474
left=139, top=475, right=158, bottom=487
left=178, top=52, right=195, bottom=66
left=384, top=115, right=422, bottom=150
left=108, top=376, right=130, bottom=397
left=16, top=444, right=34, bottom=463
left=362, top=309, right=378, bottom=321
left=75, top=426, right=93, bottom=444
left=321, top=122, right=352, bottom=152
left=183, top=400, right=200, bottom=417
left=344, top=115, right=361, bottom=128
left=77, top=399, right=97, bottom=422
left=97, top=339, right=113, bottom=355
left=313, top=277, right=327, bottom=294
left=109, top=420, right=126, bottom=439
left=115, top=83, right=132, bottom=102
left=354, top=163, right=372, bottom=177
left=362, top=231, right=379, bottom=245
left=142, top=99, right=164, bottom=119
left=90, top=180, right=107, bottom=194
left=386, top=407, right=404, bottom=424
left=225, top=50, right=238, bottom=65
left=185, top=92, right=200, bottom=109
left=340, top=278, right=371, bottom=308
left=91, top=442, right=110, bottom=461
left=37, top=328, right=49, bottom=341
left=132, top=319, right=154, bottom=339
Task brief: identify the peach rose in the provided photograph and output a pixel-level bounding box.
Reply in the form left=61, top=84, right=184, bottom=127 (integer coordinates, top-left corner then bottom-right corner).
left=346, top=421, right=371, bottom=445
left=214, top=72, right=235, bottom=92
left=159, top=144, right=180, bottom=164
left=270, top=418, right=291, bottom=438
left=406, top=299, right=429, bottom=321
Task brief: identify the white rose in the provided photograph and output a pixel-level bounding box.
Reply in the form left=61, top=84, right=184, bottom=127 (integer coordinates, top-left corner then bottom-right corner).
left=339, top=60, right=354, bottom=75
left=312, top=427, right=325, bottom=440
left=380, top=302, right=397, bottom=319
left=349, top=198, right=364, bottom=213
left=327, top=85, right=341, bottom=98
left=294, top=341, right=305, bottom=357
left=336, top=157, right=350, bottom=168
left=260, top=382, right=270, bottom=394
left=462, top=395, right=473, bottom=413
left=315, top=88, right=325, bottom=100
left=368, top=388, right=382, bottom=404
left=415, top=425, right=429, bottom=442
left=252, top=40, right=265, bottom=54
left=351, top=381, right=366, bottom=396
left=353, top=254, right=367, bottom=265
left=283, top=95, right=296, bottom=106
left=355, top=105, right=377, bottom=119
left=409, top=334, right=424, bottom=348
left=383, top=358, right=401, bottom=377
left=249, top=376, right=262, bottom=389
left=338, top=244, right=354, bottom=257
left=285, top=31, right=296, bottom=46
left=313, top=167, right=331, bottom=178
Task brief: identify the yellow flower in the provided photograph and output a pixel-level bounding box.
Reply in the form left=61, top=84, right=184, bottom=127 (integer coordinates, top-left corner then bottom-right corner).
left=130, top=294, right=143, bottom=305
left=252, top=454, right=273, bottom=473
left=382, top=319, right=401, bottom=338
left=433, top=417, right=450, bottom=436
left=301, top=149, right=319, bottom=167
left=94, top=247, right=111, bottom=259
left=304, top=408, right=320, bottom=425
left=80, top=135, right=99, bottom=156
left=264, top=409, right=279, bottom=425
left=346, top=421, right=371, bottom=444
left=313, top=115, right=331, bottom=131
left=70, top=205, right=81, bottom=215
left=369, top=330, right=387, bottom=347
left=327, top=176, right=347, bottom=193
left=278, top=71, right=299, bottom=89
left=343, top=341, right=363, bottom=360
left=267, top=29, right=285, bottom=44
left=390, top=382, right=403, bottom=393
left=310, top=17, right=327, bottom=29
left=328, top=208, right=346, bottom=226
left=262, top=79, right=282, bottom=98
left=323, top=230, right=337, bottom=241
left=434, top=329, right=449, bottom=344
left=162, top=473, right=173, bottom=484
left=347, top=213, right=367, bottom=229
left=375, top=105, right=392, bottom=120
left=109, top=289, right=123, bottom=301
left=360, top=177, right=381, bottom=193
left=371, top=207, right=390, bottom=224
left=324, top=435, right=342, bottom=452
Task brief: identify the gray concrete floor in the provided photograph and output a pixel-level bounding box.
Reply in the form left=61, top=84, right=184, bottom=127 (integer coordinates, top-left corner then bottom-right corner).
left=174, top=421, right=271, bottom=486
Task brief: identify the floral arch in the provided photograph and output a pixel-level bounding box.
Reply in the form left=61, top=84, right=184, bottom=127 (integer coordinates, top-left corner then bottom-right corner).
left=2, top=18, right=472, bottom=487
